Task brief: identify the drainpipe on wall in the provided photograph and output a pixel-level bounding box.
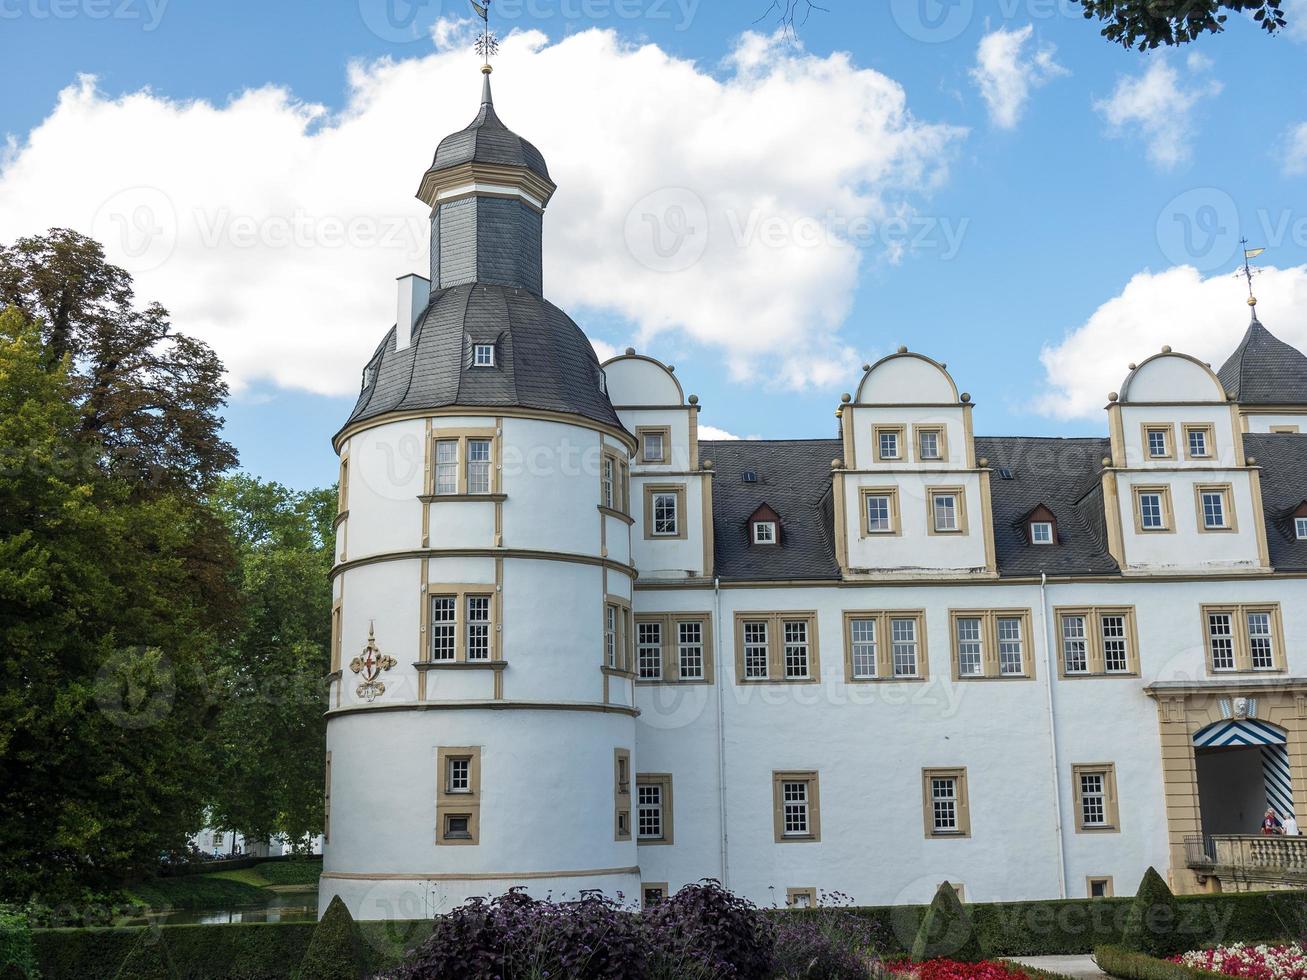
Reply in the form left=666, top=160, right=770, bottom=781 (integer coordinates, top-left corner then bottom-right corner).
left=1040, top=571, right=1069, bottom=899
left=713, top=575, right=730, bottom=889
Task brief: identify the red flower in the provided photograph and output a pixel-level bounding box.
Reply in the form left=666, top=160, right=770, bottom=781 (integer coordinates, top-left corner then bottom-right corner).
left=887, top=958, right=1033, bottom=980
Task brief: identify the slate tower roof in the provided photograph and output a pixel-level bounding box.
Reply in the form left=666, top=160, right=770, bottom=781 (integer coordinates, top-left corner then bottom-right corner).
left=1218, top=313, right=1307, bottom=405
left=339, top=70, right=622, bottom=438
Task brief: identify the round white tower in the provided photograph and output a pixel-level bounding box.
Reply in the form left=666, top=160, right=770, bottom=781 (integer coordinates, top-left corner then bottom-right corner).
left=320, top=68, right=641, bottom=920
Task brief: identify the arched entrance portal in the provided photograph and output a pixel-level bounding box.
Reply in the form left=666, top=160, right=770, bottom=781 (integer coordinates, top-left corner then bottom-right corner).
left=1193, top=719, right=1293, bottom=837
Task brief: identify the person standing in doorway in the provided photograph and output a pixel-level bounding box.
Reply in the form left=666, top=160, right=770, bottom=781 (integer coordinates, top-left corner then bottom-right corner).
left=1262, top=808, right=1284, bottom=835
left=1283, top=813, right=1300, bottom=836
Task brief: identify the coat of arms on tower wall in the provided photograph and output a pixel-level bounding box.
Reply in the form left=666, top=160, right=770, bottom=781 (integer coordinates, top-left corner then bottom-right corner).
left=350, top=624, right=396, bottom=703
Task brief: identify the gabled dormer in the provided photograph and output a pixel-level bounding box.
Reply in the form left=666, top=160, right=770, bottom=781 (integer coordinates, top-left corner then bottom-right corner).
left=1021, top=504, right=1059, bottom=546
left=1103, top=346, right=1270, bottom=574
left=747, top=504, right=782, bottom=546
left=603, top=350, right=713, bottom=580
left=832, top=349, right=996, bottom=579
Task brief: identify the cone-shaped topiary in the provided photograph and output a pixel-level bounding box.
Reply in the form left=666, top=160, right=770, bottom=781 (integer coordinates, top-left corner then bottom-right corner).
left=1122, top=866, right=1183, bottom=958
left=910, top=881, right=983, bottom=963
left=113, top=928, right=177, bottom=980
left=298, top=895, right=362, bottom=980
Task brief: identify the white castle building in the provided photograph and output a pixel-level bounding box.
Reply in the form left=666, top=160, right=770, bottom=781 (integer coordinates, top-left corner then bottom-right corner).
left=320, top=68, right=1307, bottom=919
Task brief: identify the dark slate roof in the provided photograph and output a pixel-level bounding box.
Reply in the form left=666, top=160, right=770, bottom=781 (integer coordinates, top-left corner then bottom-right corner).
left=430, top=74, right=550, bottom=182
left=703, top=439, right=842, bottom=582
left=341, top=283, right=621, bottom=433
left=1245, top=432, right=1307, bottom=572
left=1218, top=316, right=1307, bottom=405
left=974, top=436, right=1119, bottom=577
left=701, top=436, right=1123, bottom=580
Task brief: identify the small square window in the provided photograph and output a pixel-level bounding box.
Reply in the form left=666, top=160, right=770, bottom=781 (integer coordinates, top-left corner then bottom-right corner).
left=1088, top=876, right=1113, bottom=898
left=639, top=429, right=668, bottom=463
left=930, top=491, right=961, bottom=533
left=918, top=428, right=942, bottom=460
left=1187, top=427, right=1210, bottom=458
left=753, top=521, right=777, bottom=544
left=1201, top=490, right=1228, bottom=529
left=878, top=428, right=899, bottom=459
left=1145, top=427, right=1172, bottom=459
left=443, top=814, right=472, bottom=840
left=642, top=884, right=667, bottom=907
left=1296, top=517, right=1307, bottom=541
left=446, top=757, right=472, bottom=794
left=1030, top=521, right=1054, bottom=544
left=472, top=343, right=495, bottom=367
left=863, top=491, right=897, bottom=534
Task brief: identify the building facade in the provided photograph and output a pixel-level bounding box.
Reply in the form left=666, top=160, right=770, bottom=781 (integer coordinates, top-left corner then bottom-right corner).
left=320, top=70, right=1307, bottom=919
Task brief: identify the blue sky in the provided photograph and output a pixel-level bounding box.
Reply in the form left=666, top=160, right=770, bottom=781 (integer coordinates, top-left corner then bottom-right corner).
left=2, top=0, right=1306, bottom=490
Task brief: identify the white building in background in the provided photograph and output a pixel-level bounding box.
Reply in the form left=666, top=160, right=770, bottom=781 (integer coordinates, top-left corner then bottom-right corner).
left=320, top=66, right=1307, bottom=920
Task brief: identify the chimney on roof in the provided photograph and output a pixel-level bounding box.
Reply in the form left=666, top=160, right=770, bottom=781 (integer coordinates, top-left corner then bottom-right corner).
left=395, top=274, right=430, bottom=351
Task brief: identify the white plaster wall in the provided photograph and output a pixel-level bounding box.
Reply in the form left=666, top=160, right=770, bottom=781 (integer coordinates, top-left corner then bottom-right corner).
left=627, top=575, right=1307, bottom=908
left=339, top=559, right=424, bottom=707
left=618, top=408, right=693, bottom=471
left=604, top=356, right=684, bottom=407
left=1121, top=355, right=1225, bottom=403
left=631, top=474, right=707, bottom=577
left=1119, top=405, right=1240, bottom=468
left=346, top=421, right=427, bottom=560
left=843, top=472, right=989, bottom=572
left=1245, top=413, right=1307, bottom=432
left=847, top=405, right=970, bottom=470
left=1116, top=470, right=1264, bottom=571
left=857, top=355, right=957, bottom=405
left=501, top=418, right=604, bottom=556
left=322, top=707, right=638, bottom=917
left=500, top=559, right=607, bottom=703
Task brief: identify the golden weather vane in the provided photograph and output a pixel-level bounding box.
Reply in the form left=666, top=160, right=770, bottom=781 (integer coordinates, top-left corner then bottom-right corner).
left=1237, top=237, right=1266, bottom=311
left=471, top=0, right=498, bottom=70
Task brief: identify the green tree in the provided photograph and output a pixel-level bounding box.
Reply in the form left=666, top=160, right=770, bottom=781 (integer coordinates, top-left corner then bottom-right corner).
left=298, top=896, right=362, bottom=980
left=1121, top=866, right=1183, bottom=958
left=1072, top=1, right=1285, bottom=49
left=0, top=308, right=224, bottom=900
left=205, top=474, right=335, bottom=849
left=910, top=881, right=983, bottom=963
left=0, top=228, right=236, bottom=492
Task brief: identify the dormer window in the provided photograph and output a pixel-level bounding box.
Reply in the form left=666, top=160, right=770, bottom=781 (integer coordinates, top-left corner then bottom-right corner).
left=747, top=504, right=782, bottom=546
left=472, top=343, right=495, bottom=367
left=362, top=361, right=378, bottom=390
left=1297, top=517, right=1307, bottom=541
left=1024, top=504, right=1059, bottom=546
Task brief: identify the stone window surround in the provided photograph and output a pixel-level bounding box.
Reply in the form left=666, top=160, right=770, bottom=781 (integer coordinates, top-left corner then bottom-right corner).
left=1054, top=606, right=1140, bottom=678
left=772, top=770, right=821, bottom=843
left=1201, top=603, right=1286, bottom=674
left=841, top=610, right=929, bottom=683
left=947, top=609, right=1035, bottom=681
left=436, top=745, right=482, bottom=845
left=633, top=612, right=715, bottom=685
left=734, top=611, right=821, bottom=684
left=922, top=766, right=971, bottom=839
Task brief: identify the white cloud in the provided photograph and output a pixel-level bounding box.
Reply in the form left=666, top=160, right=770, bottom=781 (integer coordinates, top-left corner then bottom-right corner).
left=970, top=25, right=1068, bottom=129
left=1092, top=56, right=1222, bottom=170
left=1036, top=264, right=1307, bottom=420
left=698, top=424, right=741, bottom=440
left=0, top=26, right=964, bottom=397
left=1282, top=121, right=1307, bottom=175
left=1285, top=0, right=1307, bottom=43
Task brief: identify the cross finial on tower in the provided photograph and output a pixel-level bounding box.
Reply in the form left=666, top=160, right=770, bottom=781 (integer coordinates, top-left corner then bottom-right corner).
left=471, top=0, right=497, bottom=72
left=1237, top=237, right=1266, bottom=320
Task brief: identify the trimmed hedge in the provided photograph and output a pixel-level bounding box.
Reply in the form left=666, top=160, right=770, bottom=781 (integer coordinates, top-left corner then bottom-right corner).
left=1094, top=944, right=1231, bottom=980
left=251, top=862, right=322, bottom=888
left=911, top=882, right=982, bottom=963
left=31, top=888, right=1307, bottom=979
left=787, top=888, right=1307, bottom=958
left=1122, top=868, right=1184, bottom=958
left=296, top=897, right=360, bottom=980
left=32, top=919, right=434, bottom=980
left=113, top=929, right=177, bottom=980
left=125, top=878, right=268, bottom=912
